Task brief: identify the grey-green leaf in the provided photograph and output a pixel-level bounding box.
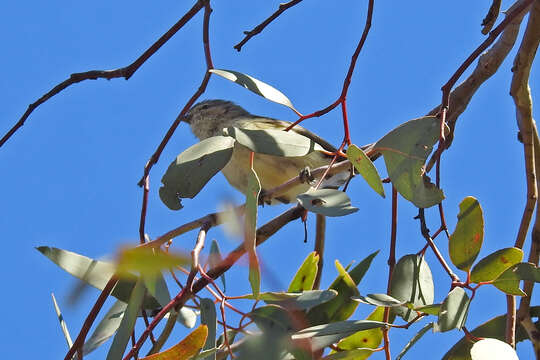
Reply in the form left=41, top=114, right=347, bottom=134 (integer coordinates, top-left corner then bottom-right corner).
left=84, top=300, right=127, bottom=355
left=351, top=293, right=406, bottom=307
left=297, top=189, right=358, bottom=217
left=209, top=69, right=298, bottom=113
left=200, top=298, right=217, bottom=360
left=209, top=240, right=226, bottom=291
left=434, top=287, right=470, bottom=332
left=224, top=127, right=324, bottom=157
left=160, top=136, right=235, bottom=210
left=396, top=322, right=434, bottom=360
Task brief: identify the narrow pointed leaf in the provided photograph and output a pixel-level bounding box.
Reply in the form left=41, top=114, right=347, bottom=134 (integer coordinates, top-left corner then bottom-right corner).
left=449, top=197, right=484, bottom=271
left=209, top=69, right=298, bottom=112
left=352, top=293, right=406, bottom=307
left=414, top=303, right=441, bottom=316
left=36, top=246, right=161, bottom=309
left=160, top=136, right=235, bottom=209
left=84, top=300, right=127, bottom=355
left=224, top=127, right=324, bottom=157
left=106, top=279, right=146, bottom=360
left=396, top=322, right=434, bottom=360
left=288, top=251, right=319, bottom=292
left=209, top=240, right=226, bottom=291
left=434, top=287, right=470, bottom=332
left=200, top=299, right=217, bottom=360
left=297, top=189, right=358, bottom=217
left=140, top=325, right=208, bottom=360
left=374, top=116, right=445, bottom=208
left=470, top=338, right=518, bottom=360
left=347, top=144, right=384, bottom=197
left=470, top=248, right=523, bottom=283
left=265, top=290, right=338, bottom=310
left=246, top=165, right=261, bottom=298
left=389, top=254, right=434, bottom=321
left=348, top=250, right=379, bottom=284
left=51, top=293, right=73, bottom=349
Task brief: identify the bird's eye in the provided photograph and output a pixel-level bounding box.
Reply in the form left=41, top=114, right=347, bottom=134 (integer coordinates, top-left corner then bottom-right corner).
left=200, top=104, right=209, bottom=110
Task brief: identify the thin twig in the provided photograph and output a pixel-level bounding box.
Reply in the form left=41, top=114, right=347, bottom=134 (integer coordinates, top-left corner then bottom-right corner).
left=313, top=214, right=326, bottom=290
left=482, top=0, right=503, bottom=34
left=0, top=1, right=204, bottom=148
left=234, top=0, right=304, bottom=51
left=383, top=187, right=398, bottom=360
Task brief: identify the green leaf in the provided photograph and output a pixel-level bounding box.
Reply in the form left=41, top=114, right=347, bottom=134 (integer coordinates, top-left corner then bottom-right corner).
left=251, top=305, right=294, bottom=334
left=36, top=246, right=161, bottom=310
left=224, top=127, right=324, bottom=157
left=291, top=320, right=386, bottom=352
left=374, top=116, right=445, bottom=208
left=288, top=251, right=319, bottom=292
left=442, top=306, right=540, bottom=359
left=265, top=290, right=338, bottom=310
left=414, top=303, right=441, bottom=316
left=396, top=322, right=434, bottom=360
left=200, top=299, right=217, bottom=360
left=297, top=189, right=358, bottom=217
left=306, top=260, right=360, bottom=325
left=333, top=306, right=387, bottom=358
left=470, top=338, right=519, bottom=360
left=209, top=240, right=226, bottom=292
left=51, top=293, right=73, bottom=349
left=351, top=293, right=406, bottom=307
left=389, top=254, right=434, bottom=321
left=470, top=248, right=523, bottom=283
left=322, top=349, right=377, bottom=360
left=449, top=197, right=484, bottom=271
left=107, top=279, right=146, bottom=360
left=348, top=251, right=379, bottom=284
left=347, top=144, right=385, bottom=197
left=116, top=247, right=190, bottom=278
left=140, top=325, right=208, bottom=360
left=434, top=287, right=470, bottom=332
left=246, top=166, right=261, bottom=298
left=159, top=136, right=235, bottom=210
left=209, top=69, right=298, bottom=113
left=492, top=262, right=540, bottom=296
left=84, top=300, right=127, bottom=355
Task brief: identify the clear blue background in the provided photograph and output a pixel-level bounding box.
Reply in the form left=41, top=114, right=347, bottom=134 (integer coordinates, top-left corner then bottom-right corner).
left=1, top=1, right=538, bottom=358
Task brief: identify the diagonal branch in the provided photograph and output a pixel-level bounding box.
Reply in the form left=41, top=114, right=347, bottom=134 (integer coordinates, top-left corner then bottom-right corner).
left=0, top=1, right=204, bottom=148
left=234, top=0, right=304, bottom=51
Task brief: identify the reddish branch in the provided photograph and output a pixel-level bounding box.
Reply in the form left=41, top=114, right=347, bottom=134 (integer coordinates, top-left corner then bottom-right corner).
left=234, top=0, right=304, bottom=51
left=0, top=1, right=205, bottom=148
left=383, top=187, right=398, bottom=360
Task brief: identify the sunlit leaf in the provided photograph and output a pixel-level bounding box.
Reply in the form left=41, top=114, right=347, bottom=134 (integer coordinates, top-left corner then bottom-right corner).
left=470, top=248, right=523, bottom=283
left=306, top=260, right=360, bottom=325
left=492, top=262, right=540, bottom=296
left=116, top=247, right=190, bottom=278
left=209, top=69, right=298, bottom=112
left=333, top=307, right=387, bottom=359
left=265, top=290, right=338, bottom=310
left=51, top=293, right=73, bottom=349
left=200, top=299, right=217, bottom=360
left=449, top=197, right=484, bottom=271
left=470, top=338, right=518, bottom=360
left=414, top=303, right=441, bottom=316
left=140, top=325, right=208, bottom=360
left=288, top=251, right=319, bottom=292
left=160, top=136, right=235, bottom=210
left=224, top=127, right=324, bottom=157
left=352, top=293, right=405, bottom=307
left=297, top=189, right=358, bottom=217
left=433, top=287, right=470, bottom=332
left=374, top=116, right=445, bottom=208
left=322, top=348, right=377, bottom=359
left=396, top=322, right=434, bottom=360
left=106, top=279, right=146, bottom=360
left=347, top=144, right=385, bottom=197
left=389, top=254, right=434, bottom=321
left=246, top=165, right=261, bottom=298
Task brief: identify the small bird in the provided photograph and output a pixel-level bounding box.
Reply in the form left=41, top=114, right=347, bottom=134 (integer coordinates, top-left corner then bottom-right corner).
left=183, top=99, right=354, bottom=203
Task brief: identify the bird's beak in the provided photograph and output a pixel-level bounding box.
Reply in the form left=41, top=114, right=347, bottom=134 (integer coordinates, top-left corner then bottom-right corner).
left=181, top=111, right=191, bottom=124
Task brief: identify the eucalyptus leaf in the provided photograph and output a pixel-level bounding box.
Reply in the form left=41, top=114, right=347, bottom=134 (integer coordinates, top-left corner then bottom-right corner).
left=351, top=293, right=405, bottom=307
left=297, top=189, right=358, bottom=217
left=209, top=240, right=226, bottom=291
left=470, top=247, right=523, bottom=283
left=160, top=136, right=235, bottom=210
left=246, top=166, right=261, bottom=298
left=449, top=197, right=484, bottom=271
left=200, top=298, right=217, bottom=360
left=288, top=251, right=319, bottom=292
left=396, top=322, right=434, bottom=360
left=209, top=69, right=298, bottom=112
left=434, top=287, right=470, bottom=333
left=347, top=144, right=385, bottom=197
left=84, top=300, right=127, bottom=355
left=374, top=116, right=445, bottom=208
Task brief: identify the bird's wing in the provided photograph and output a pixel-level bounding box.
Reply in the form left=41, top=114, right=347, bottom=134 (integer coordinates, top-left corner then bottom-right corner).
left=242, top=116, right=339, bottom=154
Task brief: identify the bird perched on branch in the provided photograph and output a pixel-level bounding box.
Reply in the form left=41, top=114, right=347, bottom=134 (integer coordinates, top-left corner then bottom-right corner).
left=183, top=99, right=370, bottom=203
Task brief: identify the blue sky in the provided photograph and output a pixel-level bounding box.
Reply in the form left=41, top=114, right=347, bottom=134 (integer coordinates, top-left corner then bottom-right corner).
left=1, top=1, right=539, bottom=359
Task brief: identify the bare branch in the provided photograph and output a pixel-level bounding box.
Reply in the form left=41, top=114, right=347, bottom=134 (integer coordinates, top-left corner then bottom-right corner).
left=482, top=0, right=503, bottom=34
left=0, top=1, right=204, bottom=148
left=234, top=0, right=304, bottom=51
left=313, top=214, right=326, bottom=290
